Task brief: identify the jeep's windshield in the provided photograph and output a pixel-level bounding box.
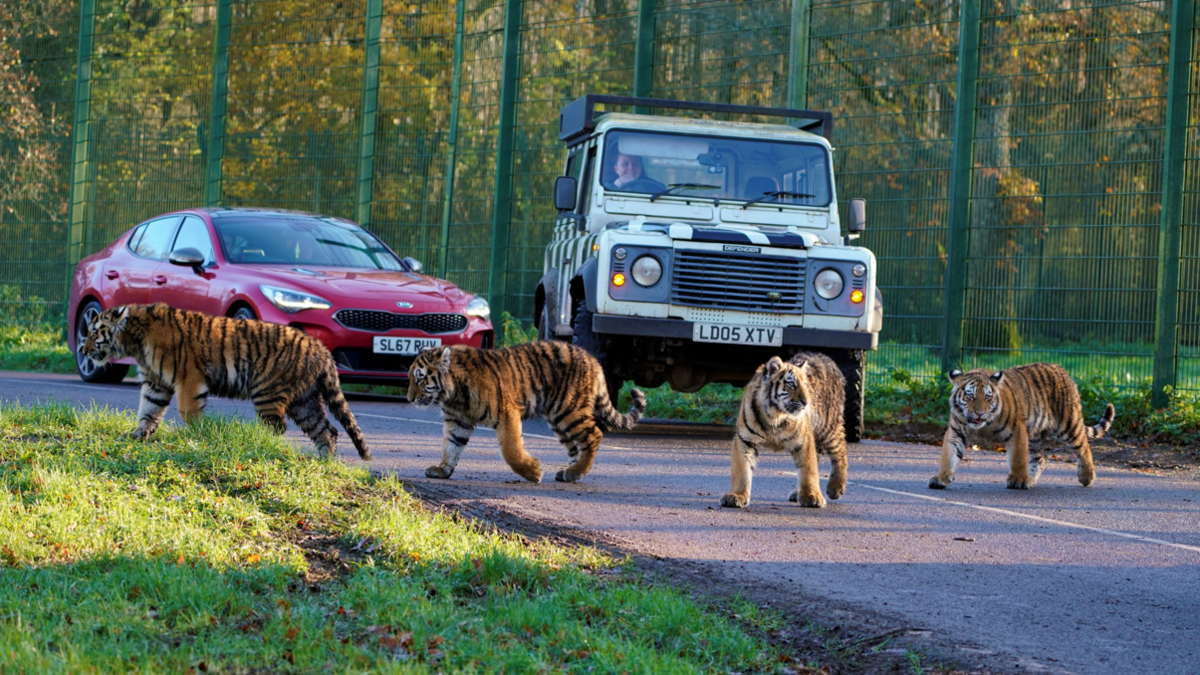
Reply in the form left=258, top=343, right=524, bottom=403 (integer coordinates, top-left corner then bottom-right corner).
left=601, top=130, right=832, bottom=206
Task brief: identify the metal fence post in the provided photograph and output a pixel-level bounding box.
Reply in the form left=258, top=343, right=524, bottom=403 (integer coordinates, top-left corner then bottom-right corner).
left=1151, top=0, right=1194, bottom=407
left=487, top=0, right=523, bottom=317
left=633, top=0, right=656, bottom=111
left=356, top=0, right=383, bottom=227
left=205, top=0, right=231, bottom=206
left=438, top=0, right=465, bottom=276
left=66, top=0, right=96, bottom=272
left=787, top=0, right=810, bottom=109
left=940, top=0, right=981, bottom=374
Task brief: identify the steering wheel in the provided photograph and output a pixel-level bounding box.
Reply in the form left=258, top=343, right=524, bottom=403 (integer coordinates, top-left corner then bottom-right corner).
left=618, top=179, right=666, bottom=194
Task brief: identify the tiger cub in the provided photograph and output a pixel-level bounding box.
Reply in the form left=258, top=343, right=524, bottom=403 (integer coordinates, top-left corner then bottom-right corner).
left=720, top=352, right=848, bottom=509
left=406, top=341, right=646, bottom=483
left=929, top=363, right=1114, bottom=490
left=82, top=303, right=370, bottom=460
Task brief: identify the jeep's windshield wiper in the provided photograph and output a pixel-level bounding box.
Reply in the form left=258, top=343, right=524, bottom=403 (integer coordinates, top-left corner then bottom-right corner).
left=648, top=183, right=721, bottom=203
left=740, top=190, right=816, bottom=209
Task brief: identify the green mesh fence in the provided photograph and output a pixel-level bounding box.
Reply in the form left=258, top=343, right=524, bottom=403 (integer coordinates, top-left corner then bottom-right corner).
left=5, top=0, right=1200, bottom=396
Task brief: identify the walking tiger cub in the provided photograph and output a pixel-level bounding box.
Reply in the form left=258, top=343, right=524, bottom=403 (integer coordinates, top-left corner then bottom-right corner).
left=929, top=363, right=1114, bottom=490
left=82, top=303, right=370, bottom=460
left=721, top=352, right=848, bottom=509
left=406, top=341, right=646, bottom=483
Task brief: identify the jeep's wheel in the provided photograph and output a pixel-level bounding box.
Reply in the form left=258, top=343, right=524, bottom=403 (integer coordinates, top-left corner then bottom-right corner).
left=75, top=300, right=131, bottom=384
left=833, top=349, right=865, bottom=443
left=572, top=301, right=622, bottom=403
left=537, top=302, right=552, bottom=341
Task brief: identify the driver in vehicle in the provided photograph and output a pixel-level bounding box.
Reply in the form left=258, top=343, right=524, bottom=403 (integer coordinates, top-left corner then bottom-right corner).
left=606, top=153, right=665, bottom=192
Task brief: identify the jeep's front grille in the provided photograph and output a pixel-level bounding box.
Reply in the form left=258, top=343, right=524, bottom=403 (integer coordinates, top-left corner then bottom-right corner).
left=671, top=250, right=805, bottom=312
left=334, top=309, right=468, bottom=334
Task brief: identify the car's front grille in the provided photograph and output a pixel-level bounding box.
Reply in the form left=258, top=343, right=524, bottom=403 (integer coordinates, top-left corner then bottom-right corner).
left=334, top=309, right=468, bottom=334
left=332, top=348, right=413, bottom=373
left=671, top=250, right=805, bottom=313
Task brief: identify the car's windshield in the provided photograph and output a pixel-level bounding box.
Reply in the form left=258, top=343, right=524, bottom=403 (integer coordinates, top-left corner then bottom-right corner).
left=601, top=130, right=832, bottom=206
left=212, top=214, right=404, bottom=270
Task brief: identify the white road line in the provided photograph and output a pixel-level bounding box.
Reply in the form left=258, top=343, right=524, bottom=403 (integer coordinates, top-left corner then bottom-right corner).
left=353, top=412, right=637, bottom=450
left=0, top=377, right=130, bottom=393
left=850, top=481, right=1200, bottom=555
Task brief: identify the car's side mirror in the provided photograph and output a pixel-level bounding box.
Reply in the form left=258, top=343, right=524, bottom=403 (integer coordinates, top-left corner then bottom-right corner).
left=403, top=257, right=424, bottom=274
left=848, top=198, right=866, bottom=233
left=168, top=247, right=206, bottom=274
left=554, top=176, right=577, bottom=212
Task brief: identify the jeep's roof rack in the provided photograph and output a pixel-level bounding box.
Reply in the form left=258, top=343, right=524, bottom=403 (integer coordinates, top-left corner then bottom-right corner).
left=558, top=94, right=833, bottom=144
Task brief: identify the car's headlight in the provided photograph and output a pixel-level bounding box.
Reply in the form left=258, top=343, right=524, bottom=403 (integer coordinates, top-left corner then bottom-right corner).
left=631, top=255, right=663, bottom=287
left=813, top=269, right=844, bottom=300
left=465, top=296, right=490, bottom=320
left=259, top=285, right=332, bottom=313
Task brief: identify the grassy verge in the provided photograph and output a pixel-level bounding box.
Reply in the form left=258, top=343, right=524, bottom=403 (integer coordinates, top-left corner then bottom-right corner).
left=0, top=325, right=75, bottom=374
left=0, top=402, right=813, bottom=674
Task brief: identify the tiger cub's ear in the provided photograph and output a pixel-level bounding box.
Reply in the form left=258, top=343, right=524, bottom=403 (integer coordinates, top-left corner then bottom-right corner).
left=990, top=370, right=1004, bottom=383
left=763, top=356, right=785, bottom=378
left=947, top=369, right=964, bottom=382
left=440, top=346, right=452, bottom=371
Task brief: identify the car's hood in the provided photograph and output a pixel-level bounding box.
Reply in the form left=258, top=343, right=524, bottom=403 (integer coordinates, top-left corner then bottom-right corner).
left=251, top=266, right=469, bottom=309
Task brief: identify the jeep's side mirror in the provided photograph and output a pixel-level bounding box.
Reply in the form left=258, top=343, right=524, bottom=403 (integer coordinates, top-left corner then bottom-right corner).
left=168, top=247, right=206, bottom=274
left=848, top=198, right=866, bottom=233
left=403, top=257, right=424, bottom=274
left=554, top=176, right=577, bottom=212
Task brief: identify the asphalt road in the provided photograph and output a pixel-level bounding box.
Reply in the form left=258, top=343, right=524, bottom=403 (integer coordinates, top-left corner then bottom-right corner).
left=3, top=370, right=1198, bottom=675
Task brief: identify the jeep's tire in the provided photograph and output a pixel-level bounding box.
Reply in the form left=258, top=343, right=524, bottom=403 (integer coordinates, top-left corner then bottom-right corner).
left=833, top=349, right=865, bottom=443
left=572, top=301, right=622, bottom=403
left=74, top=300, right=131, bottom=384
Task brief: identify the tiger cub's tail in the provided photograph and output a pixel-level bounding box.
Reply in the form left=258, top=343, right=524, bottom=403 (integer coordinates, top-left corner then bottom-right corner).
left=1086, top=403, right=1116, bottom=439
left=319, top=363, right=372, bottom=460
left=594, top=379, right=647, bottom=432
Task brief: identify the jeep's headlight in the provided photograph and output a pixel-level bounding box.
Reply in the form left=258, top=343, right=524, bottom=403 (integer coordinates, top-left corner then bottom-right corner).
left=631, top=255, right=663, bottom=287
left=465, top=296, right=490, bottom=320
left=814, top=269, right=844, bottom=300
left=259, top=285, right=332, bottom=313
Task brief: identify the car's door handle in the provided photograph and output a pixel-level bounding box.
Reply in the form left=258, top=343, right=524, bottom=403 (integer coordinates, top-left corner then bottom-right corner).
left=153, top=275, right=167, bottom=285
left=105, top=270, right=119, bottom=279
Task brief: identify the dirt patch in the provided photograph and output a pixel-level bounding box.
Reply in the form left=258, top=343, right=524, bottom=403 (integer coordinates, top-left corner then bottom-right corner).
left=404, top=481, right=1014, bottom=675
left=867, top=423, right=1200, bottom=476
left=281, top=527, right=372, bottom=587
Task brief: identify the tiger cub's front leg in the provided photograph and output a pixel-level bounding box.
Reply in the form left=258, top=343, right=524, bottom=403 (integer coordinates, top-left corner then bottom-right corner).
left=425, top=414, right=476, bottom=479
left=786, top=430, right=826, bottom=508
left=929, top=426, right=968, bottom=489
left=125, top=381, right=174, bottom=440
left=720, top=434, right=758, bottom=508
left=1005, top=423, right=1034, bottom=489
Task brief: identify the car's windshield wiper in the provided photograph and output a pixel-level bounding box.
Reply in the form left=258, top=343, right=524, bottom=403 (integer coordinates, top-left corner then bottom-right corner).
left=648, top=183, right=722, bottom=203
left=740, top=190, right=816, bottom=209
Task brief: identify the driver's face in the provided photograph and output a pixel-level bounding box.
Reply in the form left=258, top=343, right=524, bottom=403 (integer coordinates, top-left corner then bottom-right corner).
left=614, top=154, right=642, bottom=181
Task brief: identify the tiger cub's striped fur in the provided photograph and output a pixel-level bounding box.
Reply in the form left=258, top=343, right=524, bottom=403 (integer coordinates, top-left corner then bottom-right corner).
left=720, top=352, right=848, bottom=509
left=82, top=303, right=369, bottom=459
left=407, top=341, right=646, bottom=483
left=929, top=363, right=1114, bottom=490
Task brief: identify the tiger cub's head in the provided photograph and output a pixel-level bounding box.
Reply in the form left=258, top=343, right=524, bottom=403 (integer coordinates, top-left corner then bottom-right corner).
left=407, top=346, right=454, bottom=407
left=82, top=306, right=131, bottom=366
left=948, top=368, right=1005, bottom=429
left=758, top=356, right=811, bottom=417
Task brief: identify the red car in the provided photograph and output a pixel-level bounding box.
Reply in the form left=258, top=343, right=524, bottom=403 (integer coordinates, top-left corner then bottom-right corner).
left=67, top=207, right=494, bottom=384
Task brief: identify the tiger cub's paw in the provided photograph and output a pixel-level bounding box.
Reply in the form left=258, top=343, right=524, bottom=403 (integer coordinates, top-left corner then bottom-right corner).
left=928, top=475, right=953, bottom=489
left=790, top=489, right=827, bottom=508
left=826, top=479, right=846, bottom=501
left=1078, top=465, right=1095, bottom=487
left=720, top=493, right=749, bottom=508
left=120, top=429, right=152, bottom=442
left=1006, top=475, right=1033, bottom=490
left=515, top=459, right=543, bottom=483
left=425, top=464, right=455, bottom=479
left=555, top=468, right=583, bottom=483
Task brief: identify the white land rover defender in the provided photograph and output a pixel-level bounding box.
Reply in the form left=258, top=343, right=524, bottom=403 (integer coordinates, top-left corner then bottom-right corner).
left=534, top=95, right=882, bottom=440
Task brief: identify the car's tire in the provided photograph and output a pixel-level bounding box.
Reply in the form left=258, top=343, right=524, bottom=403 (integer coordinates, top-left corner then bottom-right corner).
left=230, top=305, right=257, bottom=321
left=832, top=349, right=866, bottom=443
left=74, top=300, right=131, bottom=384
left=571, top=300, right=622, bottom=403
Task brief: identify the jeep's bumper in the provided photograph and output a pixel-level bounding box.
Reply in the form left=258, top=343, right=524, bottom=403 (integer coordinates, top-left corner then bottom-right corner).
left=591, top=315, right=878, bottom=350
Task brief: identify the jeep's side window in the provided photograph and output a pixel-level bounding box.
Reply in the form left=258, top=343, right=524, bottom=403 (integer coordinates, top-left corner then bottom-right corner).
left=578, top=145, right=596, bottom=214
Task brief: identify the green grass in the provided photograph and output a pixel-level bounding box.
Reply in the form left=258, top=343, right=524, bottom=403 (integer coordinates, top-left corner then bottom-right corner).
left=0, top=402, right=798, bottom=674
left=0, top=325, right=75, bottom=374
